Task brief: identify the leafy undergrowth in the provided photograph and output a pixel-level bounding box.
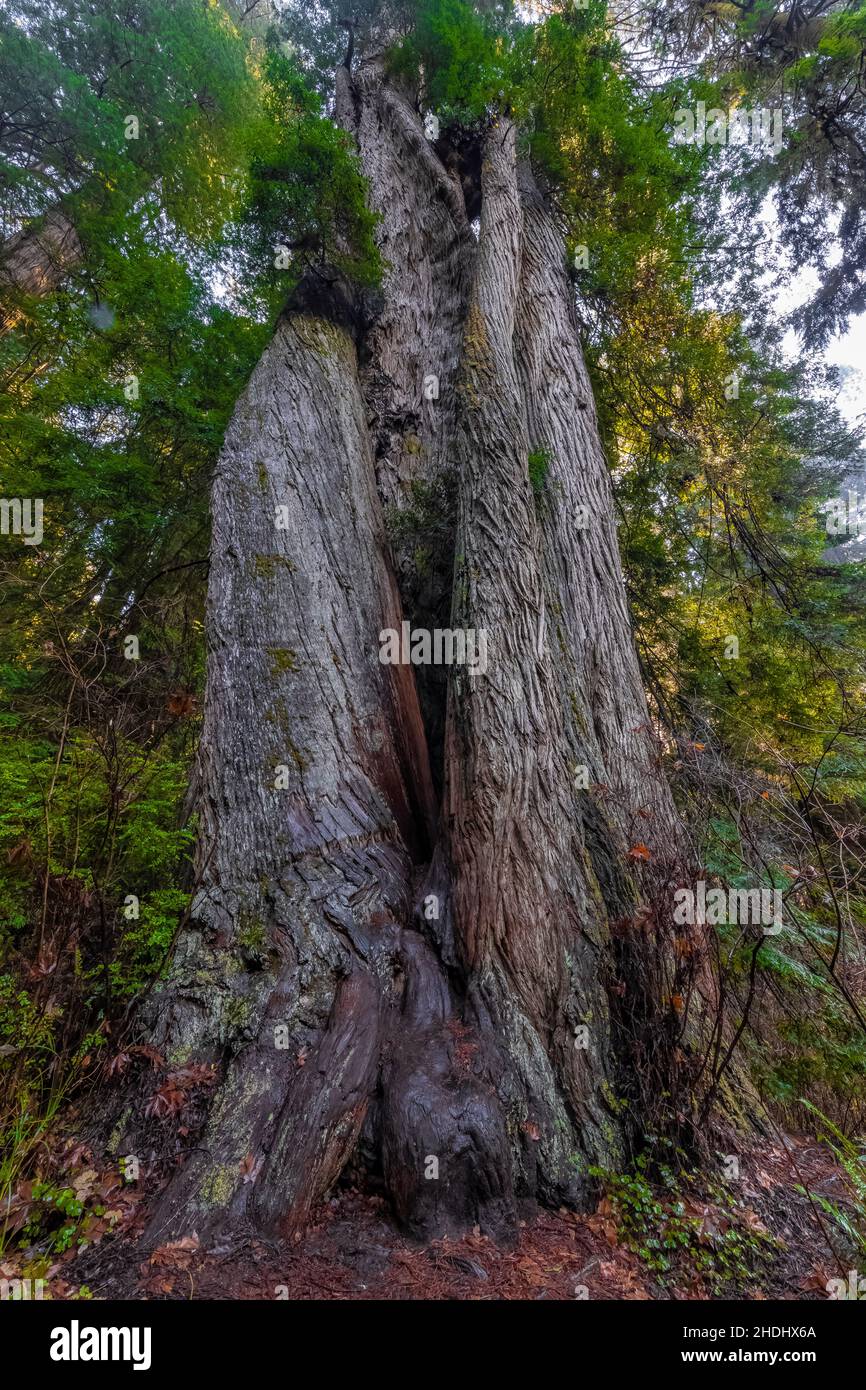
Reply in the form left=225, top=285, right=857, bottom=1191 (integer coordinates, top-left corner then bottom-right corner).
left=590, top=1150, right=780, bottom=1297
left=0, top=1136, right=145, bottom=1300
left=0, top=1133, right=858, bottom=1301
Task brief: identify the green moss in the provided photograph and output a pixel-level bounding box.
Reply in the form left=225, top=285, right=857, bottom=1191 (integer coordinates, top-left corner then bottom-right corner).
left=237, top=916, right=267, bottom=952
left=715, top=1065, right=754, bottom=1130
left=528, top=446, right=553, bottom=513
left=569, top=691, right=587, bottom=734
left=462, top=301, right=490, bottom=375
left=266, top=646, right=300, bottom=677
left=288, top=741, right=309, bottom=773
left=265, top=699, right=290, bottom=736
left=106, top=1109, right=131, bottom=1155
left=293, top=315, right=344, bottom=357
left=224, top=996, right=251, bottom=1031
left=252, top=554, right=296, bottom=579
left=601, top=1078, right=629, bottom=1115
left=267, top=738, right=308, bottom=777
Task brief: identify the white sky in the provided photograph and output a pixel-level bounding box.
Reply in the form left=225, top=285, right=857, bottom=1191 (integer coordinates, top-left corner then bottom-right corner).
left=810, top=313, right=866, bottom=435
left=744, top=198, right=865, bottom=437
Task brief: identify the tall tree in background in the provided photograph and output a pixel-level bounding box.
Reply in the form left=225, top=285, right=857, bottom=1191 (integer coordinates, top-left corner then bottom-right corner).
left=0, top=0, right=271, bottom=326
left=637, top=0, right=866, bottom=345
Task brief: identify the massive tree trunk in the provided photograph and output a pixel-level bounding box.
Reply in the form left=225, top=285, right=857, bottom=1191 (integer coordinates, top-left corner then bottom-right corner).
left=123, top=43, right=719, bottom=1249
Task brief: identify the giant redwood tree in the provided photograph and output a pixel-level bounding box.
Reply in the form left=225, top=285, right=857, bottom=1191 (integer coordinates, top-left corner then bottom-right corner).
left=7, top=1, right=866, bottom=1317
left=114, top=0, right=728, bottom=1249
left=1, top=0, right=752, bottom=1249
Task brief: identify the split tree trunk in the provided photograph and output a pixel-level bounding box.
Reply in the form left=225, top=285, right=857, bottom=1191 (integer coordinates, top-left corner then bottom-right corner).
left=128, top=48, right=716, bottom=1247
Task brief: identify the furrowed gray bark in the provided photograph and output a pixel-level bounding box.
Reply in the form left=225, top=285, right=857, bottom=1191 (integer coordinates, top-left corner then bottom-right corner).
left=515, top=162, right=682, bottom=864
left=120, top=48, right=728, bottom=1246
left=511, top=161, right=722, bottom=1136
left=139, top=298, right=513, bottom=1245
left=440, top=120, right=619, bottom=1204
left=337, top=59, right=473, bottom=511
left=140, top=307, right=422, bottom=1240
left=336, top=57, right=476, bottom=785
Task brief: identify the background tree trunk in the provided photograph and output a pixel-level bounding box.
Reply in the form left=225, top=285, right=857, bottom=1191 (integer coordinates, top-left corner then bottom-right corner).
left=0, top=207, right=82, bottom=332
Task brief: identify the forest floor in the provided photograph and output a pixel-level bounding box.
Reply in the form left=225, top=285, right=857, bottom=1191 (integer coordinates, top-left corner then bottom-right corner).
left=10, top=1131, right=852, bottom=1302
